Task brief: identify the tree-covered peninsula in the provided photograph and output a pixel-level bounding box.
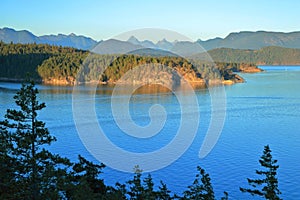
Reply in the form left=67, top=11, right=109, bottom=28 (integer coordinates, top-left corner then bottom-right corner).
left=0, top=42, right=262, bottom=86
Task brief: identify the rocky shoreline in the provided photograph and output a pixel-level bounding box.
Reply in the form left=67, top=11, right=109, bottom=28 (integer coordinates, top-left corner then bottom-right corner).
left=0, top=65, right=263, bottom=87
left=238, top=64, right=263, bottom=73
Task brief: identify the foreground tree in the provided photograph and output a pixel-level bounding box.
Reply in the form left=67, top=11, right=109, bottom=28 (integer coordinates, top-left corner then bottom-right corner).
left=0, top=124, right=17, bottom=198
left=0, top=80, right=71, bottom=199
left=240, top=145, right=282, bottom=200
left=1, top=81, right=283, bottom=199
left=66, top=155, right=107, bottom=199
left=125, top=165, right=174, bottom=200
left=182, top=166, right=215, bottom=200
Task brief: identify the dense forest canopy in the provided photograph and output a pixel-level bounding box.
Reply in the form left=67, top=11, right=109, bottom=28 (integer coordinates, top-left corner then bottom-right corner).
left=206, top=46, right=300, bottom=65
left=37, top=52, right=253, bottom=86
left=0, top=41, right=87, bottom=80
left=0, top=42, right=268, bottom=85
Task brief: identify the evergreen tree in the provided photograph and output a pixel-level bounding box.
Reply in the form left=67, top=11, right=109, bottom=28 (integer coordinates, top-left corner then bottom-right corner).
left=0, top=80, right=71, bottom=199
left=183, top=166, right=215, bottom=200
left=127, top=165, right=145, bottom=200
left=66, top=155, right=107, bottom=199
left=126, top=165, right=174, bottom=200
left=0, top=124, right=17, bottom=199
left=240, top=145, right=282, bottom=200
left=142, top=174, right=157, bottom=200
left=157, top=181, right=173, bottom=200
left=106, top=182, right=128, bottom=200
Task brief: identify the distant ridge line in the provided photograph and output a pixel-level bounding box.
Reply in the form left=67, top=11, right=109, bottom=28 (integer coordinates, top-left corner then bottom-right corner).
left=1, top=27, right=300, bottom=52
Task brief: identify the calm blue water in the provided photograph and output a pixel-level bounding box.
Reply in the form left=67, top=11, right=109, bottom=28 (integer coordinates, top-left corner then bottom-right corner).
left=0, top=66, right=300, bottom=199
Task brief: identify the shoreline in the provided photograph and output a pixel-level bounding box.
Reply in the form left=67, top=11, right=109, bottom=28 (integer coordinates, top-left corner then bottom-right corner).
left=0, top=65, right=264, bottom=87
left=0, top=77, right=42, bottom=84
left=0, top=77, right=243, bottom=87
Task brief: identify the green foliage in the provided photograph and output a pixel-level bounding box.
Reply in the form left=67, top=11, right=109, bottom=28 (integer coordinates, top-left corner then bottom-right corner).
left=207, top=46, right=300, bottom=65
left=66, top=155, right=107, bottom=199
left=2, top=41, right=300, bottom=85
left=38, top=53, right=258, bottom=85
left=45, top=54, right=201, bottom=84
left=192, top=61, right=253, bottom=81
left=157, top=181, right=173, bottom=200
left=0, top=42, right=250, bottom=85
left=0, top=80, right=71, bottom=199
left=0, top=124, right=16, bottom=198
left=0, top=41, right=87, bottom=80
left=37, top=52, right=87, bottom=80
left=240, top=145, right=282, bottom=200
left=182, top=166, right=215, bottom=200
left=125, top=165, right=174, bottom=200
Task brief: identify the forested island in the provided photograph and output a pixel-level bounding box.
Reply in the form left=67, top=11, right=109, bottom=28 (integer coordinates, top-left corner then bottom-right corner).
left=205, top=46, right=300, bottom=65
left=0, top=42, right=262, bottom=86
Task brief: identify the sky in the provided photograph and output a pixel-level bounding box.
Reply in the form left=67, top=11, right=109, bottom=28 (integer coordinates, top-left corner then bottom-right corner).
left=1, top=0, right=299, bottom=42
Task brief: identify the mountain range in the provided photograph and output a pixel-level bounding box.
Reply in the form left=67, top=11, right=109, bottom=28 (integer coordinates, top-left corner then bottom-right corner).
left=2, top=27, right=300, bottom=53
left=198, top=31, right=300, bottom=50
left=0, top=27, right=98, bottom=50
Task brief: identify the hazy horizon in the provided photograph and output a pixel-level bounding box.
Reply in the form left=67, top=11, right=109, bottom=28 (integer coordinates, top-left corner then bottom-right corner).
left=2, top=26, right=300, bottom=43
left=1, top=0, right=299, bottom=41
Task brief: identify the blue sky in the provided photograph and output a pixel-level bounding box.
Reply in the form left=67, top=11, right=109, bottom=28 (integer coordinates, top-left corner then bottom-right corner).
left=1, top=0, right=299, bottom=41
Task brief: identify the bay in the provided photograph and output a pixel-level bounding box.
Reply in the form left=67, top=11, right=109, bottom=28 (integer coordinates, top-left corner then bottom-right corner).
left=0, top=66, right=300, bottom=199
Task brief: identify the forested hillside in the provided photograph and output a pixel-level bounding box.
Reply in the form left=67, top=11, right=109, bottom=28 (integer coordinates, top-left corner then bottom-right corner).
left=0, top=42, right=261, bottom=85
left=206, top=46, right=300, bottom=65
left=198, top=31, right=300, bottom=50
left=0, top=27, right=98, bottom=50
left=0, top=42, right=87, bottom=80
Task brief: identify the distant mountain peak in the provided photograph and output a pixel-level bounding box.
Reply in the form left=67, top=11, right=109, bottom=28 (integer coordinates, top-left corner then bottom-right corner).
left=128, top=35, right=139, bottom=41
left=2, top=27, right=300, bottom=53
left=92, top=38, right=143, bottom=54
left=198, top=30, right=300, bottom=50
left=2, top=27, right=15, bottom=31
left=156, top=38, right=173, bottom=50
left=157, top=38, right=172, bottom=43
left=69, top=33, right=76, bottom=37
left=0, top=27, right=98, bottom=50
left=127, top=36, right=140, bottom=45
